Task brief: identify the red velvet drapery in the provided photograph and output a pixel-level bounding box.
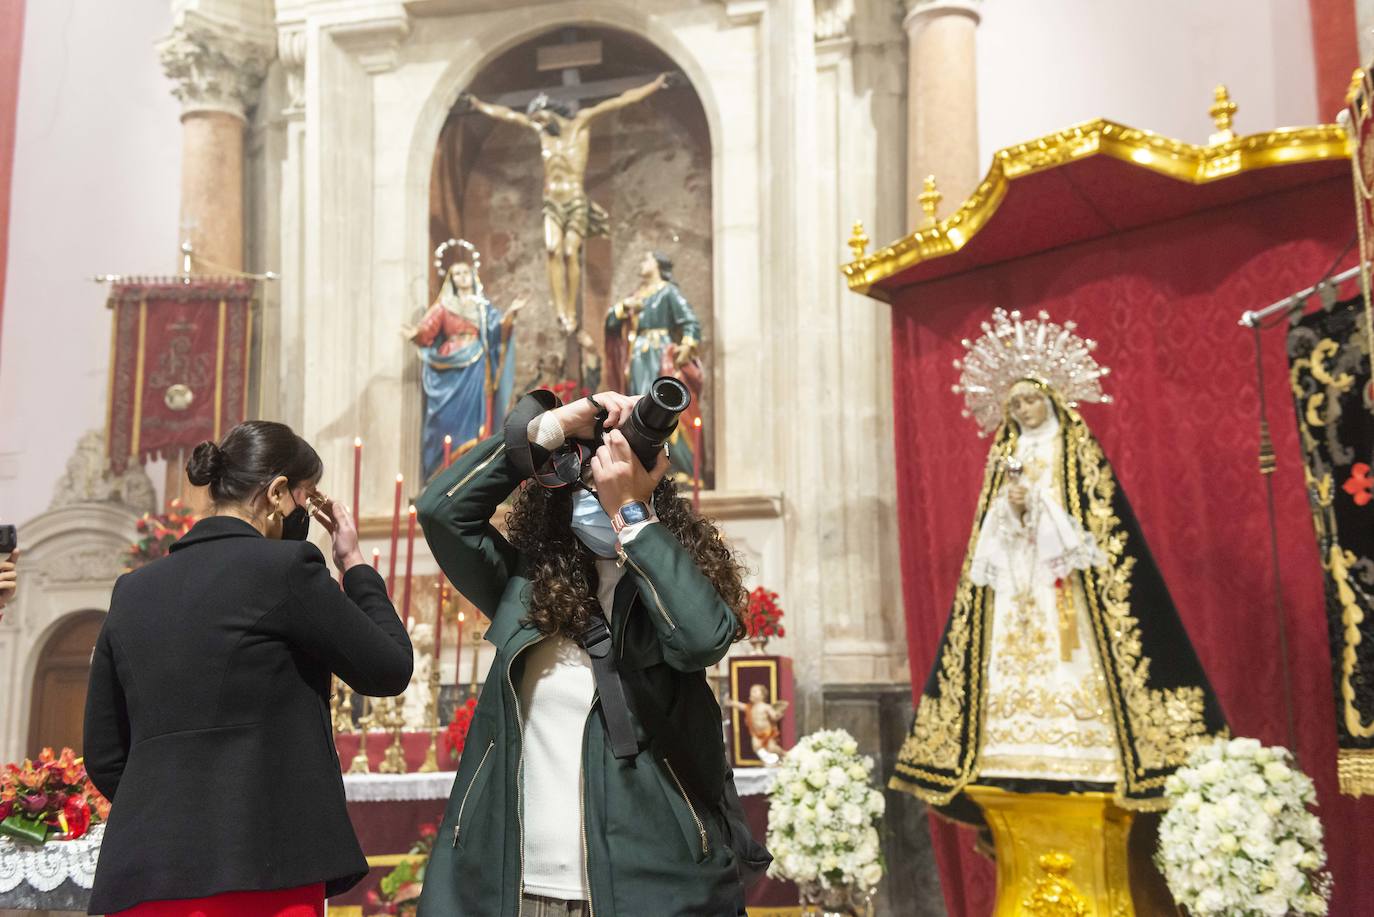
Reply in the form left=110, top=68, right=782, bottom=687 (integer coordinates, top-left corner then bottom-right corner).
left=888, top=176, right=1374, bottom=917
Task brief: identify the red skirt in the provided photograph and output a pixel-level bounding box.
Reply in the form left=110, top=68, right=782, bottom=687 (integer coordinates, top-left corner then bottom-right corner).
left=110, top=882, right=325, bottom=917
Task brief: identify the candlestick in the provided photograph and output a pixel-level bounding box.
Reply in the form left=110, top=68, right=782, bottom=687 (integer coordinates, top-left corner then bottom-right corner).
left=692, top=416, right=703, bottom=512
left=351, top=437, right=362, bottom=517
left=378, top=695, right=408, bottom=774
left=401, top=505, right=417, bottom=626
left=433, top=578, right=446, bottom=674
left=418, top=654, right=442, bottom=773
left=443, top=434, right=452, bottom=469
left=346, top=697, right=373, bottom=774
left=371, top=548, right=381, bottom=570
left=387, top=474, right=403, bottom=597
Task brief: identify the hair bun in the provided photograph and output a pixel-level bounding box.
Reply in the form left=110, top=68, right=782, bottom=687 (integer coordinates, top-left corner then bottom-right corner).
left=186, top=441, right=225, bottom=487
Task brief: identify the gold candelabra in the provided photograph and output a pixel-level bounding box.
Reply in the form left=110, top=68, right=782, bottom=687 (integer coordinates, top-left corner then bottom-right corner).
left=377, top=695, right=409, bottom=774
left=346, top=697, right=374, bottom=774
left=331, top=677, right=355, bottom=734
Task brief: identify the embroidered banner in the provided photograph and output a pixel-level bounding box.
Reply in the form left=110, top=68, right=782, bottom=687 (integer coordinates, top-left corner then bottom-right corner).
left=1288, top=296, right=1374, bottom=796
left=1349, top=68, right=1373, bottom=315
left=106, top=280, right=254, bottom=474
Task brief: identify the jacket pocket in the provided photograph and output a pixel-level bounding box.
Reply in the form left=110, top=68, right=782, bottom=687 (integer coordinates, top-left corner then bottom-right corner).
left=452, top=741, right=495, bottom=850
left=661, top=756, right=711, bottom=864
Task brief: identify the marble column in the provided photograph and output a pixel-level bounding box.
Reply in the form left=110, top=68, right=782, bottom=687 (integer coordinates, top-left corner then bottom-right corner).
left=903, top=0, right=981, bottom=226
left=157, top=13, right=271, bottom=272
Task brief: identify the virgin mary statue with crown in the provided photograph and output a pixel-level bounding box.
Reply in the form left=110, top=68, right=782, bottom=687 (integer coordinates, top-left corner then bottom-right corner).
left=891, top=309, right=1227, bottom=821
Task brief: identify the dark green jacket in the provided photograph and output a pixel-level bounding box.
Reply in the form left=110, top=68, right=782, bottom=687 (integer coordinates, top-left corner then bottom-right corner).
left=415, top=435, right=746, bottom=917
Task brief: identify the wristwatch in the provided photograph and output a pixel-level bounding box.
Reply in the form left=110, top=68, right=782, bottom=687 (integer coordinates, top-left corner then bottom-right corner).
left=612, top=500, right=652, bottom=534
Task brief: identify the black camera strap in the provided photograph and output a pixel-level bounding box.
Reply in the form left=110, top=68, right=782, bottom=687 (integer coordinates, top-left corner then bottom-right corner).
left=572, top=613, right=639, bottom=760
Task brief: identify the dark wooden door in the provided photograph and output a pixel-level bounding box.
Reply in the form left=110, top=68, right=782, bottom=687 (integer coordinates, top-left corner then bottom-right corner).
left=27, top=611, right=104, bottom=758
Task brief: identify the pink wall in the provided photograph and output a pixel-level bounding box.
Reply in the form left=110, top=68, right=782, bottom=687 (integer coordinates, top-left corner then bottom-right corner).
left=0, top=0, right=181, bottom=524
left=0, top=0, right=25, bottom=377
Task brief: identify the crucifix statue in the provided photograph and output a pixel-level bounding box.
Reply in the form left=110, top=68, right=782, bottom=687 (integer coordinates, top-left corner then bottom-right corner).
left=456, top=71, right=673, bottom=333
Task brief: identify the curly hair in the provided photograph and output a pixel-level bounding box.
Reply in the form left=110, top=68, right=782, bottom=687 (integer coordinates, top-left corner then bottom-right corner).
left=505, top=478, right=747, bottom=641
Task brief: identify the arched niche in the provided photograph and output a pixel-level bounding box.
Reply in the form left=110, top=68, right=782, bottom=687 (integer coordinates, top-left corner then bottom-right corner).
left=0, top=503, right=135, bottom=762
left=26, top=610, right=104, bottom=757
left=423, top=26, right=716, bottom=485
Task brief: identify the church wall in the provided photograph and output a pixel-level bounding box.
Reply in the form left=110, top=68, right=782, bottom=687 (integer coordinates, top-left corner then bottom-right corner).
left=0, top=0, right=180, bottom=528
left=976, top=0, right=1320, bottom=167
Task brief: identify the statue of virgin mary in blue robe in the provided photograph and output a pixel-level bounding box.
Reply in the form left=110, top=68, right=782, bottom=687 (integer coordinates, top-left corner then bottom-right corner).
left=407, top=253, right=520, bottom=479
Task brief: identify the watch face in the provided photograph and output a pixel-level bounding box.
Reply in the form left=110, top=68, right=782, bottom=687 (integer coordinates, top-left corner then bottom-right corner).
left=619, top=501, right=651, bottom=526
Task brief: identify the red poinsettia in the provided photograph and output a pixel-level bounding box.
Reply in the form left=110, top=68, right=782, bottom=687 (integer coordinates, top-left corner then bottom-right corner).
left=744, top=587, right=785, bottom=640
left=0, top=747, right=109, bottom=843
left=127, top=500, right=198, bottom=571
left=442, top=698, right=479, bottom=766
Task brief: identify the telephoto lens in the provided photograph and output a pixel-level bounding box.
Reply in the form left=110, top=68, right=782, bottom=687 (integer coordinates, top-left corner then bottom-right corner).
left=622, top=376, right=691, bottom=469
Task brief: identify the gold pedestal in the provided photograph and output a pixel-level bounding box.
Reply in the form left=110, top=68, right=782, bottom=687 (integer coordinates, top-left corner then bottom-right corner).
left=965, top=786, right=1135, bottom=917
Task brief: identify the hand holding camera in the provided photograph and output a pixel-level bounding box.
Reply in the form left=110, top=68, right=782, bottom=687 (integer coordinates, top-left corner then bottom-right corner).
left=591, top=430, right=671, bottom=515
left=551, top=391, right=639, bottom=440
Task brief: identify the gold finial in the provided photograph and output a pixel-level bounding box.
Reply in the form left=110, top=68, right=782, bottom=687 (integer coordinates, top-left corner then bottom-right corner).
left=919, top=175, right=942, bottom=228
left=1347, top=68, right=1366, bottom=107
left=847, top=220, right=869, bottom=261
left=1208, top=84, right=1238, bottom=145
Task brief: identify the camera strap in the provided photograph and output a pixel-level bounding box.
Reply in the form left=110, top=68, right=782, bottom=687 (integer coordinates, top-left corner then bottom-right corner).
left=572, top=613, right=640, bottom=760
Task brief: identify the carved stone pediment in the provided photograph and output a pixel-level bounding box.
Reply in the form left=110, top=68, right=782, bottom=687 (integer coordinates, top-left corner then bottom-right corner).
left=49, top=430, right=156, bottom=516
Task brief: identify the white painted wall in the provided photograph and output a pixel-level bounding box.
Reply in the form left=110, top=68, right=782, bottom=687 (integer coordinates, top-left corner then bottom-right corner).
left=976, top=0, right=1319, bottom=167
left=0, top=0, right=180, bottom=527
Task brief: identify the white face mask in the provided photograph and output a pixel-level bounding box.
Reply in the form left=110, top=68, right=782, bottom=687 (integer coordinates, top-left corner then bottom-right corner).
left=570, top=489, right=618, bottom=558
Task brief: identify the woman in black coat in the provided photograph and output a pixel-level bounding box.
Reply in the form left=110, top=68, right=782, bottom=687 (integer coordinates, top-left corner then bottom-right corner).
left=83, top=421, right=413, bottom=917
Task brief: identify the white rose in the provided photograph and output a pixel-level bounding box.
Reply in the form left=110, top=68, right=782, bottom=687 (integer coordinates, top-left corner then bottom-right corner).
left=847, top=763, right=866, bottom=781
left=861, top=862, right=883, bottom=888
left=1264, top=761, right=1292, bottom=783
left=1199, top=759, right=1227, bottom=782
left=1241, top=773, right=1268, bottom=795
left=1181, top=791, right=1203, bottom=812
left=842, top=803, right=864, bottom=826
left=807, top=769, right=828, bottom=789
left=1195, top=887, right=1226, bottom=913
left=1217, top=834, right=1238, bottom=854
left=827, top=766, right=848, bottom=788
left=1262, top=797, right=1283, bottom=817
left=824, top=789, right=842, bottom=808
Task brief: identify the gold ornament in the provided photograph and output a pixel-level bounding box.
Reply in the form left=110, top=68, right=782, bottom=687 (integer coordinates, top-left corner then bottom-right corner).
left=1208, top=84, right=1238, bottom=145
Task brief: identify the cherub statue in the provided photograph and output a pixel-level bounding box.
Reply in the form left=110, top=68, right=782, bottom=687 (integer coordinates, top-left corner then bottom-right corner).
left=401, top=620, right=435, bottom=730
left=728, top=684, right=790, bottom=765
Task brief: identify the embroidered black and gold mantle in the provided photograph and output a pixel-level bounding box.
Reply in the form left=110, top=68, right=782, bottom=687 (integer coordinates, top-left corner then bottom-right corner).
left=1288, top=297, right=1374, bottom=796
left=890, top=392, right=1227, bottom=816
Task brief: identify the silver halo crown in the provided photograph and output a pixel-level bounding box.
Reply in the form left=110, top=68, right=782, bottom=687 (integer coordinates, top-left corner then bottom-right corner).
left=434, top=238, right=481, bottom=279
left=953, top=308, right=1112, bottom=435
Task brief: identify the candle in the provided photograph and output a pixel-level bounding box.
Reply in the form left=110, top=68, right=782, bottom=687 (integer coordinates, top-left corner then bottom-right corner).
left=443, top=434, right=452, bottom=469
left=455, top=609, right=465, bottom=693
left=352, top=437, right=362, bottom=517
left=371, top=548, right=381, bottom=570
left=692, top=416, right=703, bottom=512
left=387, top=474, right=403, bottom=597
left=401, top=505, right=417, bottom=626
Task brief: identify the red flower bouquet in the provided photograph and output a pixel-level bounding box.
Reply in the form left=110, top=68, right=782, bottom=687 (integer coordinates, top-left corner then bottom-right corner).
left=127, top=499, right=198, bottom=571
left=442, top=698, right=479, bottom=767
left=0, top=747, right=110, bottom=844
left=745, top=587, right=785, bottom=640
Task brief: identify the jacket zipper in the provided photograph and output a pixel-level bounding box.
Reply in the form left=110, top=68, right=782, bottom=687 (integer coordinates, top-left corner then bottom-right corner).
left=622, top=554, right=676, bottom=630
left=663, top=758, right=709, bottom=857
left=446, top=443, right=506, bottom=498
left=451, top=741, right=495, bottom=848
left=506, top=634, right=544, bottom=916
left=579, top=703, right=598, bottom=917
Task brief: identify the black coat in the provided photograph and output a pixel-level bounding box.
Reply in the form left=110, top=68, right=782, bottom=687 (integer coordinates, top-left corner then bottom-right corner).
left=82, top=516, right=412, bottom=914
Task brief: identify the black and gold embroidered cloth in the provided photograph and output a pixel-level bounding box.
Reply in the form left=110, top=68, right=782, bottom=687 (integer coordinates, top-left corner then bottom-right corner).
left=889, top=393, right=1227, bottom=818
left=1288, top=296, right=1374, bottom=796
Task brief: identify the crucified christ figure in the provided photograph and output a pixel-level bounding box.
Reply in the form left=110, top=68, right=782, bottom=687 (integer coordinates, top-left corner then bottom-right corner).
left=457, top=72, right=673, bottom=332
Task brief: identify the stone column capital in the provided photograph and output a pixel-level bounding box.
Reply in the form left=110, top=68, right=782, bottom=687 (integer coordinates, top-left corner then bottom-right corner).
left=277, top=23, right=307, bottom=117
left=902, top=0, right=982, bottom=32
left=157, top=10, right=273, bottom=121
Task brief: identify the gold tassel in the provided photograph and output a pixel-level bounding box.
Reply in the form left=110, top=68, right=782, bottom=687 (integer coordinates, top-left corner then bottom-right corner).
left=1056, top=576, right=1080, bottom=662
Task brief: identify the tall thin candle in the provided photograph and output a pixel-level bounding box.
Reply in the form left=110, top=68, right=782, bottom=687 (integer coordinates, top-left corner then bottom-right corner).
left=692, top=416, right=703, bottom=512
left=443, top=434, right=452, bottom=469
left=387, top=474, right=403, bottom=597
left=371, top=548, right=381, bottom=570
left=351, top=438, right=362, bottom=517
left=401, top=505, right=417, bottom=626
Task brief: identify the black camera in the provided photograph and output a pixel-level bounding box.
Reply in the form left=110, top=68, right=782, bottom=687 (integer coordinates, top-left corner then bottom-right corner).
left=615, top=376, right=692, bottom=470
left=0, top=525, right=15, bottom=556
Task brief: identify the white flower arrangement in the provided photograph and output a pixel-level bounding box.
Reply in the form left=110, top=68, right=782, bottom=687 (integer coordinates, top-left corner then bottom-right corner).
left=1156, top=737, right=1330, bottom=917
left=765, top=728, right=886, bottom=897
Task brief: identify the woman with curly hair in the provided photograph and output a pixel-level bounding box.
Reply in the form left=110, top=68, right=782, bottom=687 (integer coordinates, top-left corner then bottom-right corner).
left=416, top=390, right=764, bottom=917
